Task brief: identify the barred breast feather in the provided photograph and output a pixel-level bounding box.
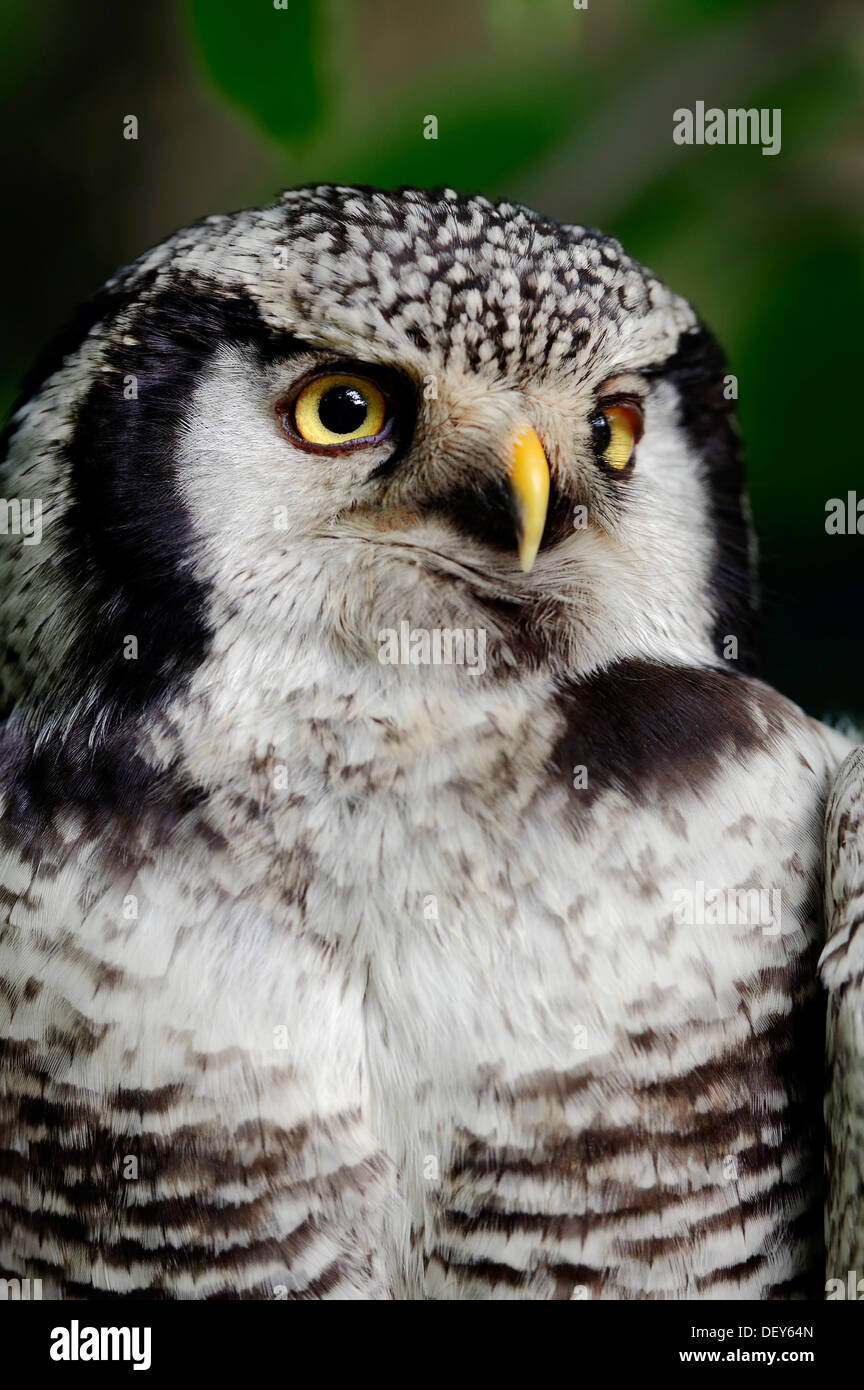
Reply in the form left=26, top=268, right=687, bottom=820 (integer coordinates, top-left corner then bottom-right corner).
left=0, top=662, right=852, bottom=1298
left=822, top=747, right=864, bottom=1280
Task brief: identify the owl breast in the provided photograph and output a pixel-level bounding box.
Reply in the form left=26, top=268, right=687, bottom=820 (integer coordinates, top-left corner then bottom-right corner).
left=0, top=665, right=840, bottom=1299
left=350, top=708, right=827, bottom=1299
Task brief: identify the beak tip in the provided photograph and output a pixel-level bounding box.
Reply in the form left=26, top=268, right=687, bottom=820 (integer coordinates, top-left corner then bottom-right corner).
left=509, top=426, right=550, bottom=575
left=518, top=545, right=539, bottom=574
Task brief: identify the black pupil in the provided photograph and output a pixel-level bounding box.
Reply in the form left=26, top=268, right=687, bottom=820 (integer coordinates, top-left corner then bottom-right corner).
left=318, top=385, right=369, bottom=435
left=590, top=411, right=610, bottom=452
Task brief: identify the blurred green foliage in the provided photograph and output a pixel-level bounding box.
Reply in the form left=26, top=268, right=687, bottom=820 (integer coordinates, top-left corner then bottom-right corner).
left=186, top=0, right=324, bottom=141
left=1, top=0, right=861, bottom=716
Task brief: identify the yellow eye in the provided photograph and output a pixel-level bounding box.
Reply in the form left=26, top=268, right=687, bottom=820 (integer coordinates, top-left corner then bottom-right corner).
left=592, top=402, right=644, bottom=470
left=291, top=373, right=388, bottom=447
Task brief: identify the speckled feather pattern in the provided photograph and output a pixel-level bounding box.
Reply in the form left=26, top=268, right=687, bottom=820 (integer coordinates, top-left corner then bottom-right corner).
left=822, top=748, right=864, bottom=1277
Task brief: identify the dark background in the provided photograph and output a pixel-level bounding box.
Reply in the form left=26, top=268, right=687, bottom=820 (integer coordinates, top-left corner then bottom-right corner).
left=2, top=0, right=861, bottom=720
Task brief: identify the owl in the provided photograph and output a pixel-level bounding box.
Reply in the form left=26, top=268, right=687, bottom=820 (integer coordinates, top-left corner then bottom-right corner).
left=0, top=185, right=860, bottom=1301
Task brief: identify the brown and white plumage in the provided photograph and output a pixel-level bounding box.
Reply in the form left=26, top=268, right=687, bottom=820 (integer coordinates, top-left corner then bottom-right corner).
left=822, top=747, right=864, bottom=1280
left=0, top=185, right=859, bottom=1298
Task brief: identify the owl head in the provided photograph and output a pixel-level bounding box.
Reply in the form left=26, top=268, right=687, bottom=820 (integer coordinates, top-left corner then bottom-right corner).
left=0, top=185, right=755, bottom=749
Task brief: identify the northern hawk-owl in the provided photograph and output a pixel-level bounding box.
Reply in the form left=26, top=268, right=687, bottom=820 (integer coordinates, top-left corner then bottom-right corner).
left=0, top=185, right=861, bottom=1299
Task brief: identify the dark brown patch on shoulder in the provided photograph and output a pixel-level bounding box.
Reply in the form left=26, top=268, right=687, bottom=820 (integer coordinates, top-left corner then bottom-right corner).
left=0, top=716, right=210, bottom=862
left=551, top=660, right=790, bottom=813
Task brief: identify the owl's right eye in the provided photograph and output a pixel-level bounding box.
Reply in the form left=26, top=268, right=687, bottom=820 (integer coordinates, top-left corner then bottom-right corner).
left=590, top=400, right=644, bottom=472
left=277, top=372, right=392, bottom=451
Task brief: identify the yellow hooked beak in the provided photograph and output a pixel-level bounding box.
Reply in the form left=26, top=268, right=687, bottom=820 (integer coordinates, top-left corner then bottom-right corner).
left=508, top=427, right=550, bottom=573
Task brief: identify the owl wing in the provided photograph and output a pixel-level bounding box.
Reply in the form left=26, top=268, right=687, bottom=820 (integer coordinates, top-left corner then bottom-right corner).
left=821, top=744, right=864, bottom=1281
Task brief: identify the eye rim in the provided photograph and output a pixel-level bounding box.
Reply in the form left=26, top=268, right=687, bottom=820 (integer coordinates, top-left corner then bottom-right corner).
left=275, top=365, right=400, bottom=455
left=589, top=396, right=645, bottom=474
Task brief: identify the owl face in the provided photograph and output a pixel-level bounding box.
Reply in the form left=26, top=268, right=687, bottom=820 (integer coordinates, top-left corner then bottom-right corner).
left=0, top=186, right=755, bottom=731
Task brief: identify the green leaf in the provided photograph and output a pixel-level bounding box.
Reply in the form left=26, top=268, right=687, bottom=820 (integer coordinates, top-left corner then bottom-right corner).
left=185, top=0, right=325, bottom=143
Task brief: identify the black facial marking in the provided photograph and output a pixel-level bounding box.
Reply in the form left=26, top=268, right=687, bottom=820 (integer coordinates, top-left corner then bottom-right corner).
left=433, top=476, right=524, bottom=555
left=0, top=276, right=318, bottom=835
left=654, top=326, right=759, bottom=674
left=429, top=469, right=577, bottom=561
left=61, top=276, right=309, bottom=721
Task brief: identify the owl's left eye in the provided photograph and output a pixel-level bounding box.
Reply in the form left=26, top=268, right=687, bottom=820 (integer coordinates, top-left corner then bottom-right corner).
left=590, top=401, right=644, bottom=471
left=280, top=372, right=391, bottom=449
